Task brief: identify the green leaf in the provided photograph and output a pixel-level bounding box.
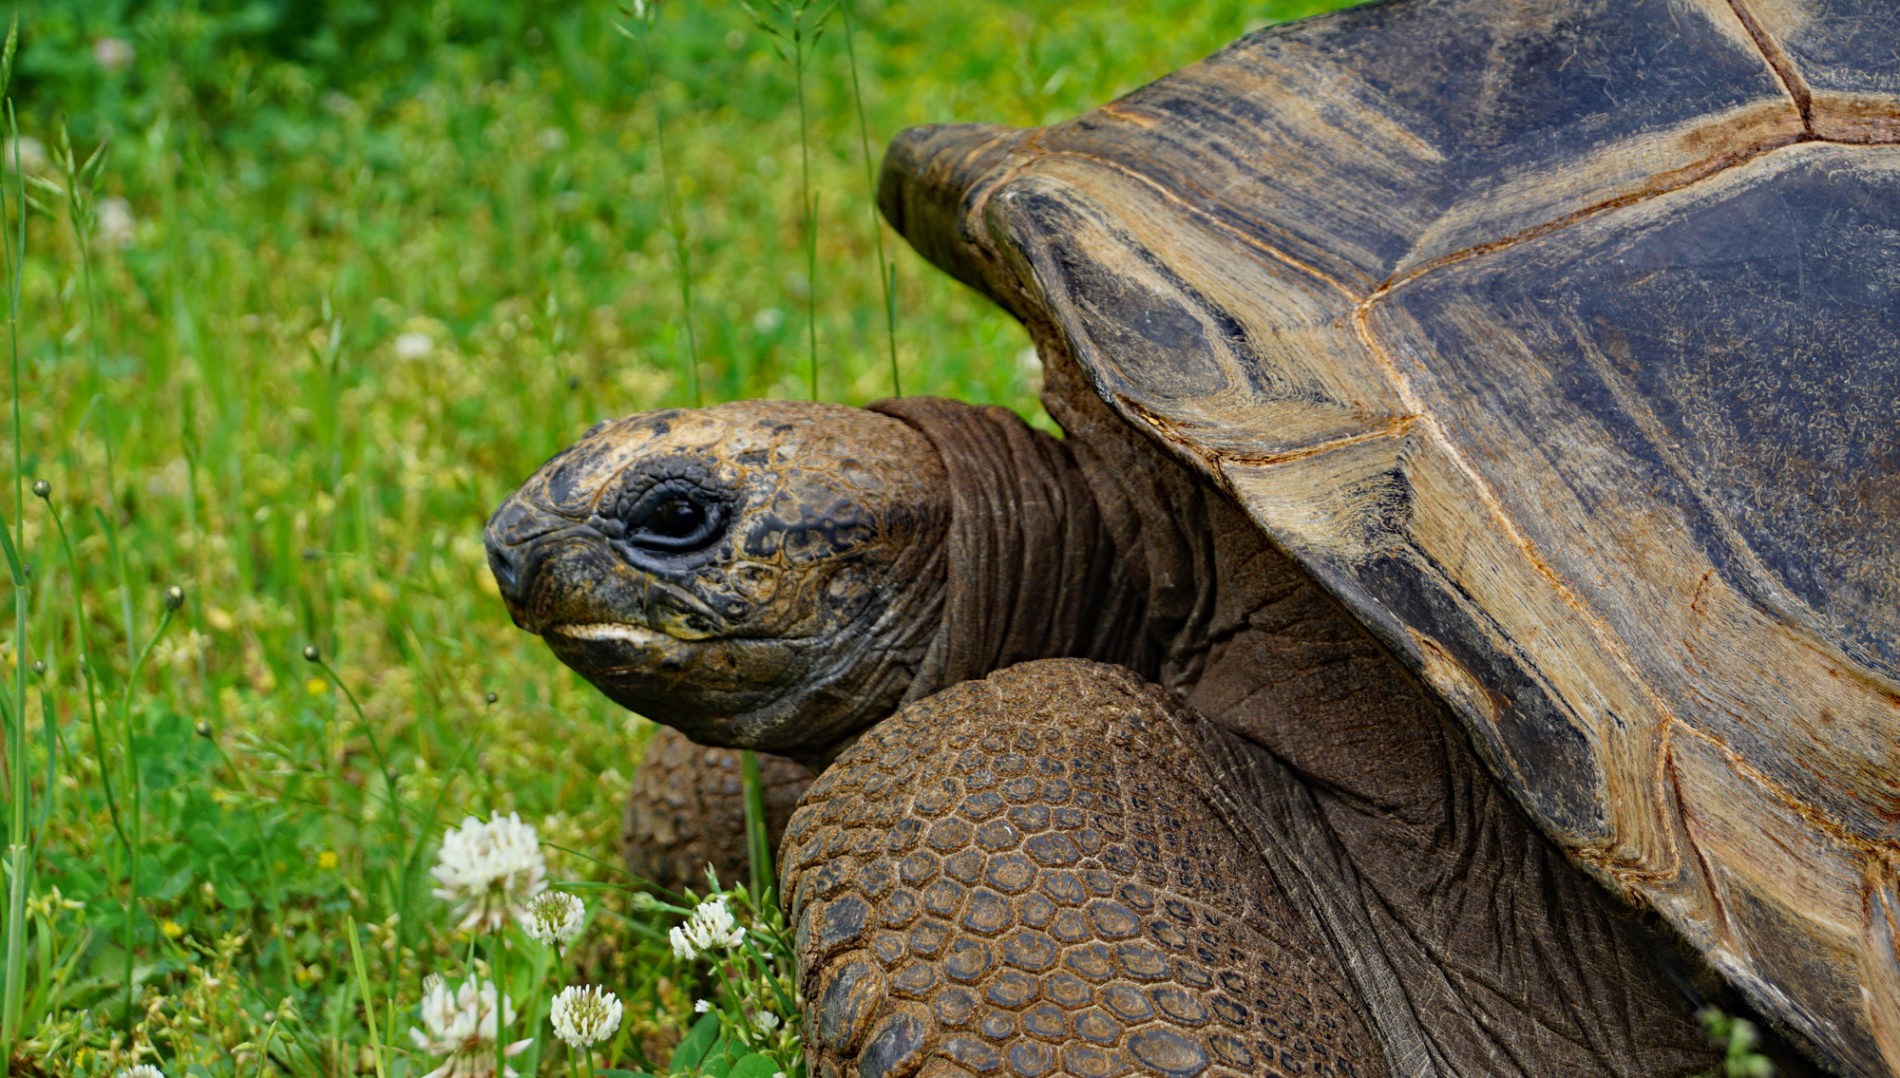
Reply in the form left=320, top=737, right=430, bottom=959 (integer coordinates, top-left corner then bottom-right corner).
left=726, top=1053, right=783, bottom=1078
left=668, top=1011, right=722, bottom=1073
left=698, top=1032, right=737, bottom=1077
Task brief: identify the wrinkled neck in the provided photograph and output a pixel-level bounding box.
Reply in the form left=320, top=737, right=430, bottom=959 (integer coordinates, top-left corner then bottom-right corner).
left=869, top=398, right=1157, bottom=701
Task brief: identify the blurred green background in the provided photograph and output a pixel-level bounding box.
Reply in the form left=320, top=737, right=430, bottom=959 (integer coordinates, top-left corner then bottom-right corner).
left=0, top=0, right=1360, bottom=1073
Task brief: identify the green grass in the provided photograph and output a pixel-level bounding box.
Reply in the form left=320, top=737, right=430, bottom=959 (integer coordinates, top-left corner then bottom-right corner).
left=0, top=1, right=1362, bottom=1074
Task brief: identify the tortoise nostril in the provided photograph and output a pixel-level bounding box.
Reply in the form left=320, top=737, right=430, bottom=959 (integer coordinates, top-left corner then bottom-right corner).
left=485, top=535, right=526, bottom=603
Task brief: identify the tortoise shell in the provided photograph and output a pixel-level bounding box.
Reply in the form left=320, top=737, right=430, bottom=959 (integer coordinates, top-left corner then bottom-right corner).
left=877, top=0, right=1900, bottom=1071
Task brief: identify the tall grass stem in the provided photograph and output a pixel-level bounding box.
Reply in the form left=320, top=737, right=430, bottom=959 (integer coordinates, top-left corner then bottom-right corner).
left=793, top=7, right=821, bottom=399
left=493, top=922, right=509, bottom=1078
left=621, top=7, right=703, bottom=408
left=840, top=0, right=900, bottom=395
left=312, top=652, right=409, bottom=979
left=346, top=919, right=389, bottom=1078
left=117, top=601, right=176, bottom=1024
left=0, top=15, right=29, bottom=1053
left=739, top=750, right=772, bottom=906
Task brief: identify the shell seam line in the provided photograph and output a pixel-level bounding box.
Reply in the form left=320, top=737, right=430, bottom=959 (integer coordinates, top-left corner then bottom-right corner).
left=1202, top=414, right=1420, bottom=468
left=1669, top=718, right=1892, bottom=860
left=1725, top=0, right=1816, bottom=130
left=1346, top=303, right=1696, bottom=811
left=1662, top=721, right=1734, bottom=943
left=1362, top=127, right=1809, bottom=308
left=1034, top=145, right=1361, bottom=304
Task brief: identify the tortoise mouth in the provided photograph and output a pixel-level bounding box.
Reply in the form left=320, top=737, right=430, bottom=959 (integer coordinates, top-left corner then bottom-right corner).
left=546, top=621, right=681, bottom=646
left=537, top=619, right=825, bottom=750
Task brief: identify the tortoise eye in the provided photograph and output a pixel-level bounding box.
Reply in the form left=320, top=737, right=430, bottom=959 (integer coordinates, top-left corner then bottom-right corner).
left=624, top=482, right=727, bottom=555
left=649, top=497, right=706, bottom=539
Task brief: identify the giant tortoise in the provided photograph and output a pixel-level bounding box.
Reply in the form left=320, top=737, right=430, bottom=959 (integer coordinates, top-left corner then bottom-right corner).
left=485, top=0, right=1900, bottom=1073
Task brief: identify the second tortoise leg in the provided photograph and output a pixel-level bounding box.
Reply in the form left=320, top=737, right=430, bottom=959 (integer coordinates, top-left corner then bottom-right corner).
left=781, top=659, right=1384, bottom=1078
left=624, top=726, right=815, bottom=895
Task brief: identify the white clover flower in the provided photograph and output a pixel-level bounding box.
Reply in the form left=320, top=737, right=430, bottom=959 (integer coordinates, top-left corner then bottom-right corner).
left=5, top=136, right=47, bottom=175
left=550, top=984, right=623, bottom=1049
left=117, top=1066, right=165, bottom=1078
left=752, top=1009, right=781, bottom=1033
left=93, top=37, right=135, bottom=72
left=431, top=812, right=547, bottom=932
left=393, top=331, right=435, bottom=360
left=668, top=894, right=744, bottom=961
left=95, top=197, right=137, bottom=250
left=519, top=890, right=584, bottom=946
left=694, top=998, right=713, bottom=1014
left=410, top=975, right=531, bottom=1078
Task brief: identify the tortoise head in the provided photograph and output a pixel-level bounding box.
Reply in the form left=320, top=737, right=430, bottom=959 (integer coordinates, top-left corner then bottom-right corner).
left=484, top=401, right=950, bottom=762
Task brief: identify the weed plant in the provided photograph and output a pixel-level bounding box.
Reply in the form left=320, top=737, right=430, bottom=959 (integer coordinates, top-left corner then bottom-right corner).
left=33, top=1, right=1808, bottom=1076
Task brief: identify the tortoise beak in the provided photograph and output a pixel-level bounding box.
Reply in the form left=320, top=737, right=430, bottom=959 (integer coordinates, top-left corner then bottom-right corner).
left=483, top=495, right=560, bottom=629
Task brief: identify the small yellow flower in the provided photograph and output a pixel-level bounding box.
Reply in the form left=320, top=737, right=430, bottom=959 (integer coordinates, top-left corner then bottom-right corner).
left=161, top=919, right=185, bottom=940
left=305, top=677, right=328, bottom=696
left=316, top=850, right=339, bottom=871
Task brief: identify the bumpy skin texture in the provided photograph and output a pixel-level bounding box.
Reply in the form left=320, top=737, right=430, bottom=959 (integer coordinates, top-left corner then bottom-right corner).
left=786, top=660, right=1381, bottom=1078
left=623, top=727, right=814, bottom=893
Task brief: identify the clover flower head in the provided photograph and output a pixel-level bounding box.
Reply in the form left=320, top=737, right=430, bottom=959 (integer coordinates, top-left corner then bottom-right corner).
left=117, top=1067, right=165, bottom=1078
left=411, top=975, right=530, bottom=1078
left=431, top=812, right=547, bottom=932
left=550, top=984, right=624, bottom=1049
left=694, top=998, right=714, bottom=1014
left=752, top=1009, right=781, bottom=1033
left=668, top=894, right=745, bottom=961
left=519, top=889, right=584, bottom=946
left=95, top=197, right=137, bottom=249
left=394, top=331, right=435, bottom=360
left=93, top=37, right=135, bottom=72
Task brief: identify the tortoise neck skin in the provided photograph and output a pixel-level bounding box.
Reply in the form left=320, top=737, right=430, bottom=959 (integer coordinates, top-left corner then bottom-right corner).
left=868, top=397, right=1158, bottom=702
left=482, top=397, right=1158, bottom=769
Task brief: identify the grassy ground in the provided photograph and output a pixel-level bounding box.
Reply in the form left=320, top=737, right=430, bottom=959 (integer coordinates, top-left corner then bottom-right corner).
left=0, top=1, right=1361, bottom=1074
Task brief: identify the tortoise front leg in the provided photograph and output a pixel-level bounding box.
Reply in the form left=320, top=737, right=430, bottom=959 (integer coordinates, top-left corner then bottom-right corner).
left=623, top=727, right=815, bottom=894
left=782, top=659, right=1384, bottom=1078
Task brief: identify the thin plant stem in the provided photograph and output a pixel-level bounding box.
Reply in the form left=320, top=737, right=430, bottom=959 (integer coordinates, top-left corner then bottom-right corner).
left=117, top=602, right=177, bottom=1024
left=308, top=638, right=416, bottom=1018
left=745, top=0, right=833, bottom=400
left=0, top=17, right=28, bottom=1053
left=346, top=919, right=389, bottom=1078
left=794, top=6, right=819, bottom=400
left=739, top=750, right=772, bottom=906
left=840, top=0, right=899, bottom=395
left=493, top=922, right=509, bottom=1078
left=47, top=507, right=120, bottom=850
left=620, top=7, right=702, bottom=407
left=253, top=1015, right=283, bottom=1078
